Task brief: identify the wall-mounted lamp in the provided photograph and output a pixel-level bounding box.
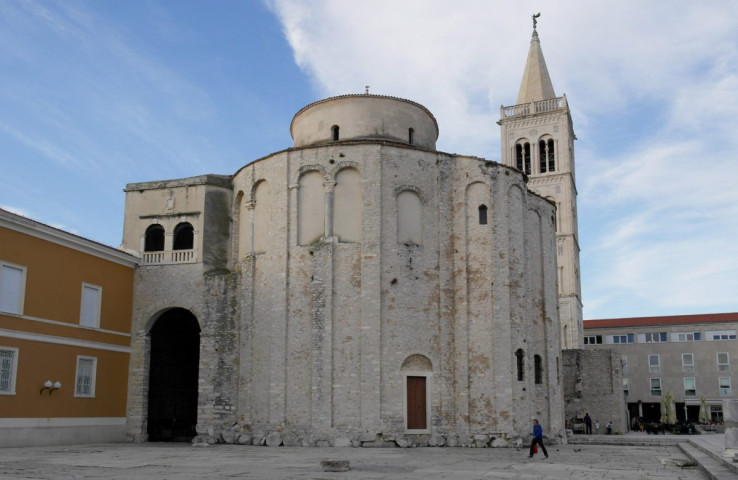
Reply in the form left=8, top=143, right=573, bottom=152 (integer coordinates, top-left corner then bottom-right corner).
left=39, top=380, right=62, bottom=395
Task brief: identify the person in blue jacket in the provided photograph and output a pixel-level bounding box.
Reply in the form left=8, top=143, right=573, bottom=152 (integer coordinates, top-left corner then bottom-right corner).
left=528, top=418, right=549, bottom=458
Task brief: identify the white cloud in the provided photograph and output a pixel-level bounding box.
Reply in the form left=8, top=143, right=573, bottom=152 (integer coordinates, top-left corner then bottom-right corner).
left=269, top=0, right=738, bottom=318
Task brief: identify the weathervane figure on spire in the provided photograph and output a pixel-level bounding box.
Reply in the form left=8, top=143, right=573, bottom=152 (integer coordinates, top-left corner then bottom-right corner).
left=532, top=12, right=541, bottom=30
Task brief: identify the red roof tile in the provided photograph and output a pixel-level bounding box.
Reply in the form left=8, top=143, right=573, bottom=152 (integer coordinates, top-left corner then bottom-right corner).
left=584, top=312, right=738, bottom=329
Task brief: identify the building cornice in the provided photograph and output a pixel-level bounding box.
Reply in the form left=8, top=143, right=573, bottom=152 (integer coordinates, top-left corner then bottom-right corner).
left=584, top=313, right=738, bottom=328
left=124, top=174, right=232, bottom=193
left=0, top=209, right=138, bottom=268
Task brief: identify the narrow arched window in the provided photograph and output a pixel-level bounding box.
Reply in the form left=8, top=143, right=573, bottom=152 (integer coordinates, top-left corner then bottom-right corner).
left=173, top=222, right=194, bottom=250
left=332, top=125, right=339, bottom=141
left=547, top=139, right=555, bottom=171
left=516, top=349, right=525, bottom=381
left=408, top=128, right=415, bottom=145
left=539, top=140, right=548, bottom=173
left=515, top=142, right=531, bottom=174
left=534, top=355, right=543, bottom=384
left=144, top=224, right=165, bottom=252
left=478, top=204, right=488, bottom=225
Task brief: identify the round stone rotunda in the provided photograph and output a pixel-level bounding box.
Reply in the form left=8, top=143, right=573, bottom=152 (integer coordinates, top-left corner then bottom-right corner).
left=121, top=93, right=565, bottom=448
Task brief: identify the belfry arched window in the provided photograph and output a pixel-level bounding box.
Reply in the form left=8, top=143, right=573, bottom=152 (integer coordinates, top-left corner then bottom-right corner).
left=173, top=222, right=194, bottom=250
left=515, top=142, right=531, bottom=174
left=332, top=125, right=340, bottom=141
left=144, top=225, right=165, bottom=252
left=539, top=138, right=555, bottom=173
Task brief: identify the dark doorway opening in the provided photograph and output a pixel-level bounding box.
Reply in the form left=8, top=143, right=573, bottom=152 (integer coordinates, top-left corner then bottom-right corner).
left=147, top=308, right=200, bottom=442
left=641, top=402, right=662, bottom=424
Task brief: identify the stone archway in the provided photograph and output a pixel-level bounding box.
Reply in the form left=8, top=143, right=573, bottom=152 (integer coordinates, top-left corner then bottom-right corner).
left=147, top=308, right=200, bottom=442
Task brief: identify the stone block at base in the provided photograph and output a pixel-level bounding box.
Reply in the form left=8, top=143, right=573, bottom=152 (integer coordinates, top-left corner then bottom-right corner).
left=321, top=460, right=350, bottom=472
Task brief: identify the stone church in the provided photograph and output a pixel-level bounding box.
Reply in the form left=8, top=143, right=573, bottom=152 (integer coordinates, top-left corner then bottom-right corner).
left=121, top=25, right=583, bottom=447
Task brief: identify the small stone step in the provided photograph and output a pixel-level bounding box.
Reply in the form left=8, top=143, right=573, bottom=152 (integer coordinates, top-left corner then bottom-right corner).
left=321, top=460, right=350, bottom=472
left=679, top=442, right=737, bottom=480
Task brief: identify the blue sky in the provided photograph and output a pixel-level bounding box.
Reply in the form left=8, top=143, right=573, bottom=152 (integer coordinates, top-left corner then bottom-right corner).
left=1, top=0, right=737, bottom=321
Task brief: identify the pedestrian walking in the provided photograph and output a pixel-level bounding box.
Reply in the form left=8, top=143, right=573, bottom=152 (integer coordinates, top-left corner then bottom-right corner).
left=584, top=413, right=592, bottom=434
left=595, top=420, right=600, bottom=434
left=528, top=419, right=549, bottom=459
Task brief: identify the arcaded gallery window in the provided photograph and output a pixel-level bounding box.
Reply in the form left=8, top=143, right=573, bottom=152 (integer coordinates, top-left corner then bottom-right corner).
left=538, top=138, right=555, bottom=172
left=144, top=224, right=165, bottom=252
left=173, top=222, right=194, bottom=250
left=515, top=142, right=531, bottom=174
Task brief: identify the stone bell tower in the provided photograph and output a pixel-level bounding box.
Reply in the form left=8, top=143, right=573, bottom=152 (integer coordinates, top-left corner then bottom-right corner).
left=498, top=16, right=583, bottom=349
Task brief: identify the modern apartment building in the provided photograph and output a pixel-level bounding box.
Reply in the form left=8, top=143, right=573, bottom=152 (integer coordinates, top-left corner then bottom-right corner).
left=0, top=209, right=137, bottom=447
left=583, top=313, right=737, bottom=426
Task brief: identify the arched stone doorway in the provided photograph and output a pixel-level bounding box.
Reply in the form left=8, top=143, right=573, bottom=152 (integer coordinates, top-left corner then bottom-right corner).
left=401, top=354, right=432, bottom=433
left=147, top=308, right=200, bottom=442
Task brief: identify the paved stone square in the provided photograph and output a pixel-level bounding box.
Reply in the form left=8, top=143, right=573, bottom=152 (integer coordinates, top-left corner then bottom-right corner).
left=0, top=442, right=707, bottom=479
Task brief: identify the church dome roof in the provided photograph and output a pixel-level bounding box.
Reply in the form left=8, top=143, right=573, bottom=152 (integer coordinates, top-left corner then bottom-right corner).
left=290, top=94, right=439, bottom=150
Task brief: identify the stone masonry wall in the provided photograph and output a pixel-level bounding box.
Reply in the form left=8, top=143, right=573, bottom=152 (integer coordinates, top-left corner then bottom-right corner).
left=125, top=138, right=565, bottom=448
left=562, top=349, right=627, bottom=434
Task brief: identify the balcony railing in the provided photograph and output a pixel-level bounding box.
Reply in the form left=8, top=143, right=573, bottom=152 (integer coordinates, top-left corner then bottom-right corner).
left=501, top=96, right=566, bottom=119
left=141, top=249, right=197, bottom=265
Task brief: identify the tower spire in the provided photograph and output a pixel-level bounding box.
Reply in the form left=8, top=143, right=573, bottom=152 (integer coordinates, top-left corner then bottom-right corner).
left=500, top=16, right=583, bottom=349
left=516, top=14, right=556, bottom=104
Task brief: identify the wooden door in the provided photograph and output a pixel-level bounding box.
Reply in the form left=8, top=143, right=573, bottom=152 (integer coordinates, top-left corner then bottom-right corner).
left=407, top=376, right=427, bottom=429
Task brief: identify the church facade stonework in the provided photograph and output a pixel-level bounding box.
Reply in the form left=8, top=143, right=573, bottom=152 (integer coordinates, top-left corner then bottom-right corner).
left=121, top=29, right=577, bottom=447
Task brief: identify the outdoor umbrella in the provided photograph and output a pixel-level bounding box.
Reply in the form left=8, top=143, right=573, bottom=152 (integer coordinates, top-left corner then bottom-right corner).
left=698, top=396, right=709, bottom=424
left=660, top=396, right=668, bottom=424
left=666, top=392, right=677, bottom=425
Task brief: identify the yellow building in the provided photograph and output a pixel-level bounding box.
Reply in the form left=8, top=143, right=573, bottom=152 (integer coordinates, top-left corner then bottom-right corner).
left=0, top=208, right=137, bottom=447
